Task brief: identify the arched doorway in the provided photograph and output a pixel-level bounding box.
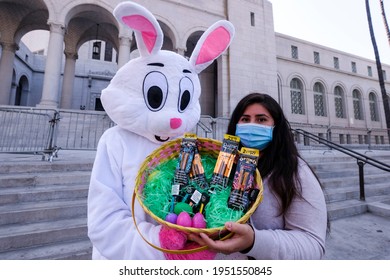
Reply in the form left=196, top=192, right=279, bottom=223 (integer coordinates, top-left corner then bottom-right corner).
left=15, top=75, right=29, bottom=106
left=186, top=31, right=218, bottom=118
left=0, top=0, right=49, bottom=105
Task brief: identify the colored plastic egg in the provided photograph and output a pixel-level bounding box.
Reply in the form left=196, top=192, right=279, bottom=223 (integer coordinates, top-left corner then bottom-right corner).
left=165, top=213, right=178, bottom=224
left=174, top=202, right=193, bottom=215
left=192, top=212, right=206, bottom=228
left=176, top=212, right=192, bottom=227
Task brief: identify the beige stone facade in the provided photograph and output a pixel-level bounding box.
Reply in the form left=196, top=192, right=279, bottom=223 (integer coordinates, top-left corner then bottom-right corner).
left=0, top=0, right=389, bottom=144
left=0, top=0, right=277, bottom=118
left=276, top=33, right=390, bottom=144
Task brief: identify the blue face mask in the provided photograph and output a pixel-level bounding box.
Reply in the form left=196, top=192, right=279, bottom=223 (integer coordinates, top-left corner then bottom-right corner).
left=235, top=123, right=274, bottom=150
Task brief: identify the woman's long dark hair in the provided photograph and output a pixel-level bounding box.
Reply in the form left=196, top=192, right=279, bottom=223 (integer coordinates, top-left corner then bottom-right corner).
left=227, top=93, right=301, bottom=215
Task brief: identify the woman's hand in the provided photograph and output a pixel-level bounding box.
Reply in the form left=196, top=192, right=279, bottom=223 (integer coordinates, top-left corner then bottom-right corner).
left=188, top=222, right=255, bottom=255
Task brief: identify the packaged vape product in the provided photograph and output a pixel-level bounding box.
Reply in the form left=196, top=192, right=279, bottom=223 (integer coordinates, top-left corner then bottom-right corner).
left=172, top=133, right=197, bottom=187
left=189, top=146, right=209, bottom=191
left=209, top=134, right=240, bottom=190
left=228, top=147, right=259, bottom=211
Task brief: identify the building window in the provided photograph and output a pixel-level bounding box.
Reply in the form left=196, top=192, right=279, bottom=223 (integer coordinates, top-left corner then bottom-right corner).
left=367, top=66, right=372, bottom=77
left=313, top=82, right=326, bottom=116
left=334, top=86, right=345, bottom=118
left=352, top=89, right=363, bottom=120
left=383, top=70, right=387, bottom=80
left=250, top=12, right=255, bottom=26
left=388, top=94, right=390, bottom=110
left=104, top=41, right=113, bottom=62
left=92, top=42, right=101, bottom=60
left=314, top=51, right=320, bottom=64
left=290, top=78, right=304, bottom=114
left=339, top=134, right=345, bottom=144
left=95, top=98, right=105, bottom=111
left=333, top=57, right=339, bottom=69
left=291, top=45, right=298, bottom=59
left=351, top=61, right=357, bottom=73
left=369, top=92, right=379, bottom=121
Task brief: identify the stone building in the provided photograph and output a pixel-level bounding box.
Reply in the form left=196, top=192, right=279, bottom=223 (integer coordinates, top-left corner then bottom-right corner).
left=276, top=33, right=390, bottom=145
left=0, top=0, right=389, bottom=144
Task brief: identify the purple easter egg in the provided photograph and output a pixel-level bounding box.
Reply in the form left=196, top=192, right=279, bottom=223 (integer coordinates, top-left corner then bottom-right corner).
left=192, top=212, right=206, bottom=228
left=176, top=212, right=192, bottom=227
left=165, top=213, right=178, bottom=224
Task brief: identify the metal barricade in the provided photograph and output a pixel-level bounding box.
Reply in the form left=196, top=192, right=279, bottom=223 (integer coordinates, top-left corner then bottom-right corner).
left=0, top=107, right=226, bottom=161
left=192, top=116, right=229, bottom=141
left=0, top=106, right=60, bottom=161
left=56, top=110, right=115, bottom=150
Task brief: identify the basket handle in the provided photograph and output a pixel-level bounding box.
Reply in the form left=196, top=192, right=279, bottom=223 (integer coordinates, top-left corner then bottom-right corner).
left=131, top=190, right=218, bottom=255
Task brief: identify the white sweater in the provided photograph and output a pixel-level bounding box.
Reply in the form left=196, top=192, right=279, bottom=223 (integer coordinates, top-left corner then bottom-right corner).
left=88, top=126, right=327, bottom=259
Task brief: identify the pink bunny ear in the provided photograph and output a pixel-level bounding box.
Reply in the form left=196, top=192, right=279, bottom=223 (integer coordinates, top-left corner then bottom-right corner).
left=190, top=20, right=235, bottom=73
left=113, top=2, right=163, bottom=56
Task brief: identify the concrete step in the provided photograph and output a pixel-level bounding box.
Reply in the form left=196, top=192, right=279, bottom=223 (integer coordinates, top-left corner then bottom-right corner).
left=326, top=199, right=368, bottom=220
left=0, top=151, right=93, bottom=259
left=0, top=160, right=93, bottom=175
left=0, top=170, right=91, bottom=188
left=0, top=184, right=88, bottom=206
left=300, top=149, right=390, bottom=163
left=318, top=172, right=389, bottom=189
left=0, top=198, right=87, bottom=226
left=324, top=182, right=390, bottom=203
left=302, top=149, right=390, bottom=221
left=368, top=199, right=390, bottom=217
left=0, top=217, right=87, bottom=253
left=316, top=168, right=386, bottom=179
left=313, top=160, right=389, bottom=174
left=326, top=194, right=390, bottom=220
left=0, top=238, right=92, bottom=260
left=0, top=148, right=387, bottom=259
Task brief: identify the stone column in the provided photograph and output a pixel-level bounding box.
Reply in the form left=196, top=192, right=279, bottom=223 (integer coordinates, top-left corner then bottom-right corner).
left=0, top=42, right=18, bottom=105
left=117, top=36, right=131, bottom=68
left=38, top=23, right=65, bottom=108
left=60, top=51, right=78, bottom=109
left=176, top=47, right=186, bottom=57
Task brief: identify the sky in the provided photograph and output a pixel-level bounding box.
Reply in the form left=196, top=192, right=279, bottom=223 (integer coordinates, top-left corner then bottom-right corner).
left=268, top=0, right=390, bottom=65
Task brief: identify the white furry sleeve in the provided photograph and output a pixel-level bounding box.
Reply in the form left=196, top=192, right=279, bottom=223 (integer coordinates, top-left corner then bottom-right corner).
left=87, top=126, right=164, bottom=259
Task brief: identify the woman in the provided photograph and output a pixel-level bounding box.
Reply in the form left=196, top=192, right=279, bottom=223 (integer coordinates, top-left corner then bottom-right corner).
left=189, top=93, right=328, bottom=259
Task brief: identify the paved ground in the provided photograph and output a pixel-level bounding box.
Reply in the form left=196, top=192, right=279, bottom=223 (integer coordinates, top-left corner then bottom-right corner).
left=324, top=213, right=390, bottom=259
left=1, top=150, right=390, bottom=260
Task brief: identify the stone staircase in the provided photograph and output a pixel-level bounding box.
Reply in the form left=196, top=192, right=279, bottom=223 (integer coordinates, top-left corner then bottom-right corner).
left=0, top=156, right=93, bottom=259
left=0, top=149, right=389, bottom=259
left=300, top=149, right=390, bottom=220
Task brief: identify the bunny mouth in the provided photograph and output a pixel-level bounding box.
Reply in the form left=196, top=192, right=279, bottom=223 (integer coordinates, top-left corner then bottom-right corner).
left=155, top=135, right=170, bottom=142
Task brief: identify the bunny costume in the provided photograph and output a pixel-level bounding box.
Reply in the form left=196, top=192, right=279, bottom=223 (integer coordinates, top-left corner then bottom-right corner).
left=87, top=1, right=234, bottom=259
left=88, top=1, right=326, bottom=261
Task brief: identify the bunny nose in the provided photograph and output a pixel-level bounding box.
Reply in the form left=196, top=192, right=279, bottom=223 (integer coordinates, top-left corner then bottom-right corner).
left=170, top=118, right=182, bottom=129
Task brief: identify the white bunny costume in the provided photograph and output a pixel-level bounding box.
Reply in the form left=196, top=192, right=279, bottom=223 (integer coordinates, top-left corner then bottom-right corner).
left=87, top=1, right=234, bottom=259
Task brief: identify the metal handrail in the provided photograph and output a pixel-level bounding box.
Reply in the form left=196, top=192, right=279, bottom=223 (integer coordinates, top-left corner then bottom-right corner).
left=292, top=128, right=390, bottom=201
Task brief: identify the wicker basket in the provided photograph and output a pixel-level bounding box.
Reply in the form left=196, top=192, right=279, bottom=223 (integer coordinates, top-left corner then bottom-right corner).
left=133, top=137, right=264, bottom=241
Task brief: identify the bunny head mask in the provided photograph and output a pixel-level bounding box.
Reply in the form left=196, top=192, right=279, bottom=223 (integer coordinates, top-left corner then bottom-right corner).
left=101, top=1, right=235, bottom=144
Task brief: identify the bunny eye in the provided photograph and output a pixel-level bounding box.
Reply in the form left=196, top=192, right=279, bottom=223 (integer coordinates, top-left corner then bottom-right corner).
left=143, top=71, right=168, bottom=111
left=178, top=77, right=193, bottom=112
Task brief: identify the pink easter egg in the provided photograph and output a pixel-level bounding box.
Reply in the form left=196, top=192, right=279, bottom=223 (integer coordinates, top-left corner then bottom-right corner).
left=192, top=212, right=206, bottom=228
left=176, top=212, right=192, bottom=227
left=165, top=213, right=178, bottom=224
